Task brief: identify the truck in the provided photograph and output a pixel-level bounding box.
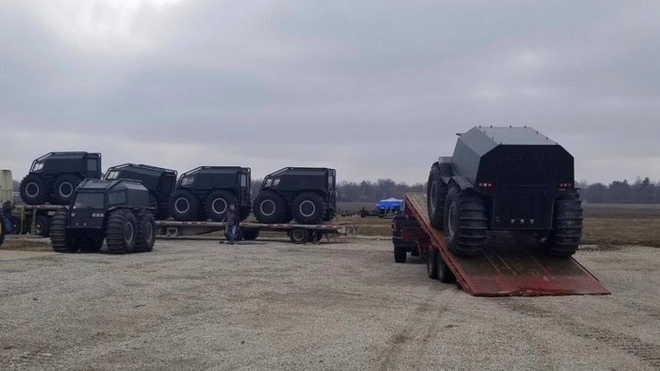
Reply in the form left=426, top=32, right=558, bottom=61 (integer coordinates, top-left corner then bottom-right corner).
left=19, top=151, right=101, bottom=205
left=252, top=167, right=337, bottom=224
left=168, top=166, right=252, bottom=222
left=50, top=178, right=155, bottom=253
left=392, top=126, right=608, bottom=296
left=426, top=126, right=582, bottom=257
left=104, top=163, right=177, bottom=220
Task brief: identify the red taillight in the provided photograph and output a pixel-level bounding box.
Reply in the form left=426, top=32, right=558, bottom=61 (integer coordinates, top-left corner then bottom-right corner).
left=559, top=182, right=573, bottom=189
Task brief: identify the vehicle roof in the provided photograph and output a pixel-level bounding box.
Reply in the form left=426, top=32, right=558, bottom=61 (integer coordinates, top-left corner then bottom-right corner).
left=181, top=166, right=250, bottom=176
left=266, top=167, right=334, bottom=177
left=459, top=126, right=559, bottom=156
left=77, top=179, right=147, bottom=192
left=36, top=152, right=101, bottom=161
left=106, top=163, right=177, bottom=176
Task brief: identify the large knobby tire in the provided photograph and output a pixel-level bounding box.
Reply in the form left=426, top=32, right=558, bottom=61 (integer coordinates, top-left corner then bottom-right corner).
left=289, top=228, right=310, bottom=244
left=253, top=191, right=289, bottom=224
left=106, top=210, right=138, bottom=254
left=34, top=215, right=51, bottom=237
left=136, top=212, right=156, bottom=252
left=444, top=186, right=488, bottom=256
left=20, top=174, right=48, bottom=205
left=427, top=248, right=439, bottom=279
left=168, top=189, right=201, bottom=221
left=205, top=190, right=238, bottom=222
left=52, top=175, right=81, bottom=205
left=242, top=229, right=259, bottom=241
left=547, top=193, right=583, bottom=257
left=291, top=192, right=327, bottom=224
left=50, top=210, right=78, bottom=253
left=427, top=164, right=450, bottom=230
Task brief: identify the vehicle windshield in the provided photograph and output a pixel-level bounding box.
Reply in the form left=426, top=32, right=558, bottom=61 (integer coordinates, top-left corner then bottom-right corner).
left=105, top=170, right=120, bottom=180
left=30, top=161, right=45, bottom=172
left=73, top=193, right=104, bottom=209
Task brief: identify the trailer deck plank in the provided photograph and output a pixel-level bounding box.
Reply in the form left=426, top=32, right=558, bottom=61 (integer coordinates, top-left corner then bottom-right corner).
left=404, top=193, right=609, bottom=296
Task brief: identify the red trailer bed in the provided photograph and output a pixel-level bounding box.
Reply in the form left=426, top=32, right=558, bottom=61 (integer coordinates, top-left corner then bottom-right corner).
left=402, top=193, right=610, bottom=297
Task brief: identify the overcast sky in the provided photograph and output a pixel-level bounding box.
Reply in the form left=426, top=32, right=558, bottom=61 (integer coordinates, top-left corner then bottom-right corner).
left=1, top=0, right=659, bottom=185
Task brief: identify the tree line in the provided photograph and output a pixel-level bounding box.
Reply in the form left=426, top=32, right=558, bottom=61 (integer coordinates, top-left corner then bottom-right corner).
left=579, top=177, right=659, bottom=204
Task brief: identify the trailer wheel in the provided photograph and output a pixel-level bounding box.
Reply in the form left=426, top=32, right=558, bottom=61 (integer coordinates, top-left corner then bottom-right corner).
left=309, top=231, right=323, bottom=243
left=427, top=165, right=449, bottom=230
left=546, top=193, right=583, bottom=257
left=106, top=210, right=137, bottom=254
left=136, top=212, right=156, bottom=252
left=444, top=186, right=488, bottom=256
left=52, top=175, right=81, bottom=205
left=242, top=229, right=259, bottom=241
left=253, top=191, right=288, bottom=223
left=292, top=192, right=327, bottom=224
left=205, top=190, right=238, bottom=222
left=438, top=254, right=456, bottom=283
left=34, top=215, right=51, bottom=237
left=50, top=210, right=78, bottom=253
left=20, top=174, right=48, bottom=205
left=168, top=189, right=201, bottom=221
left=427, top=248, right=439, bottom=279
left=289, top=228, right=309, bottom=244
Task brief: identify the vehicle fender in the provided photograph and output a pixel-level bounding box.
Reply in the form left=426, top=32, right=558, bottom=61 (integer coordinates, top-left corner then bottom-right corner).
left=450, top=175, right=474, bottom=190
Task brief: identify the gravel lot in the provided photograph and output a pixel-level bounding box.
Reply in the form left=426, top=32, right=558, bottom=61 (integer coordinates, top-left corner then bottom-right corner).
left=1, top=236, right=659, bottom=370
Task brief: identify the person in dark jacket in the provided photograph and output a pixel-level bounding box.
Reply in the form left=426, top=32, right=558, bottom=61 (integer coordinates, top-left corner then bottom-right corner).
left=223, top=204, right=240, bottom=244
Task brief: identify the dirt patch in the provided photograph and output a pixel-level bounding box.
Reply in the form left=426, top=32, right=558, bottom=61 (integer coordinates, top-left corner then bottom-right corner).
left=0, top=237, right=52, bottom=252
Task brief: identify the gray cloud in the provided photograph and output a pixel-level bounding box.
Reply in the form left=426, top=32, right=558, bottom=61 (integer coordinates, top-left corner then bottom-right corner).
left=1, top=0, right=659, bottom=184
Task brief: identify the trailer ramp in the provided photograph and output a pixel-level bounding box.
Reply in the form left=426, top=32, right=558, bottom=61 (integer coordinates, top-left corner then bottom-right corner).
left=405, top=193, right=609, bottom=297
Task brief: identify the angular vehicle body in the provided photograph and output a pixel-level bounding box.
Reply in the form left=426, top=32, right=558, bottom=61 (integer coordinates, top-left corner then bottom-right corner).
left=168, top=166, right=251, bottom=221
left=50, top=179, right=156, bottom=254
left=427, top=126, right=582, bottom=257
left=253, top=167, right=337, bottom=224
left=20, top=151, right=102, bottom=205
left=104, top=163, right=177, bottom=219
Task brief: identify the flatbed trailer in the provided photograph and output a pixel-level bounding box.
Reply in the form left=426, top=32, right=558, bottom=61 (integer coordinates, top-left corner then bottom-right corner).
left=10, top=204, right=66, bottom=237
left=155, top=220, right=354, bottom=244
left=395, top=193, right=609, bottom=296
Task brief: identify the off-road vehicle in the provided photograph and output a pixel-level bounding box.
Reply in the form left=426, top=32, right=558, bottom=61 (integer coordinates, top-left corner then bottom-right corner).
left=49, top=179, right=155, bottom=254
left=426, top=126, right=582, bottom=257
left=20, top=152, right=101, bottom=205
left=104, top=163, right=177, bottom=219
left=253, top=167, right=337, bottom=224
left=168, top=166, right=251, bottom=221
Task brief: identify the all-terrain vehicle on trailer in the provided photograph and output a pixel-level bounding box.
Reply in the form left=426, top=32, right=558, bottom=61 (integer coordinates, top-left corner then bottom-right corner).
left=426, top=126, right=582, bottom=257
left=50, top=179, right=155, bottom=254
left=20, top=152, right=102, bottom=205
left=168, top=166, right=252, bottom=222
left=104, top=163, right=177, bottom=220
left=252, top=167, right=337, bottom=224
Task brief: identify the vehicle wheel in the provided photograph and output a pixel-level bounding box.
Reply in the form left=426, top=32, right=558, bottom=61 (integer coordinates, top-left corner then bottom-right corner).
left=289, top=228, right=309, bottom=244
left=205, top=190, right=238, bottom=222
left=427, top=248, right=439, bottom=279
left=20, top=174, right=48, bottom=205
left=253, top=191, right=288, bottom=223
left=444, top=186, right=488, bottom=256
left=50, top=210, right=78, bottom=253
left=136, top=212, right=156, bottom=252
left=242, top=229, right=259, bottom=241
left=309, top=231, right=323, bottom=243
left=546, top=193, right=583, bottom=257
left=394, top=245, right=407, bottom=263
left=291, top=192, right=327, bottom=224
left=438, top=254, right=456, bottom=283
left=106, top=210, right=138, bottom=254
left=9, top=216, right=22, bottom=234
left=34, top=215, right=51, bottom=237
left=168, top=189, right=201, bottom=221
left=427, top=164, right=449, bottom=230
left=52, top=175, right=81, bottom=205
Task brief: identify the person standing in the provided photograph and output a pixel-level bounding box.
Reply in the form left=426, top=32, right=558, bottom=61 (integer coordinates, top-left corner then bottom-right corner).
left=223, top=204, right=240, bottom=245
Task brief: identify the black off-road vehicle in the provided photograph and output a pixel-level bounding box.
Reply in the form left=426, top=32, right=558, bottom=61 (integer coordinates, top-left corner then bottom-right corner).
left=426, top=126, right=582, bottom=257
left=253, top=167, right=337, bottom=224
left=168, top=166, right=252, bottom=221
left=104, top=163, right=177, bottom=220
left=49, top=179, right=156, bottom=254
left=20, top=152, right=102, bottom=205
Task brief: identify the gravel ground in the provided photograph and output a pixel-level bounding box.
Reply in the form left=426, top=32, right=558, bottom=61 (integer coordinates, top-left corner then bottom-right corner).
left=1, top=236, right=659, bottom=371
